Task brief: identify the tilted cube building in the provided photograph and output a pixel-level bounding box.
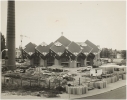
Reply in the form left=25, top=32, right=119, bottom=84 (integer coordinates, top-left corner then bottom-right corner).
left=22, top=35, right=100, bottom=67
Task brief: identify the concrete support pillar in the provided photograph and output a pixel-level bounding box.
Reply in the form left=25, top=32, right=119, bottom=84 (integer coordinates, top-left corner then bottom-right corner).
left=44, top=60, right=47, bottom=67
left=84, top=58, right=87, bottom=67
left=80, top=59, right=84, bottom=67
left=30, top=59, right=34, bottom=65
left=69, top=58, right=77, bottom=68
left=40, top=58, right=44, bottom=67
left=25, top=58, right=32, bottom=66
left=26, top=59, right=30, bottom=65
left=90, top=58, right=93, bottom=66
left=98, top=53, right=100, bottom=59
left=84, top=57, right=87, bottom=67
left=54, top=58, right=59, bottom=65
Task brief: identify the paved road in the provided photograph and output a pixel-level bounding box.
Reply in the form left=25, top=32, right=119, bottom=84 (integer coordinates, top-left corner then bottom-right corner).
left=79, top=86, right=126, bottom=99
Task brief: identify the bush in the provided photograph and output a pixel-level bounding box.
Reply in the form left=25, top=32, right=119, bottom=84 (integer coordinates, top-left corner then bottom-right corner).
left=22, top=85, right=46, bottom=92
left=4, top=73, right=21, bottom=79
left=55, top=86, right=66, bottom=92
left=2, top=83, right=21, bottom=91
left=43, top=90, right=60, bottom=98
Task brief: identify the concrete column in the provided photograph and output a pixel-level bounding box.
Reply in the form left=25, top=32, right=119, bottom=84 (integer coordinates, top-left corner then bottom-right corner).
left=40, top=58, right=44, bottom=66
left=84, top=56, right=88, bottom=67
left=98, top=53, right=100, bottom=59
left=90, top=58, right=93, bottom=66
left=54, top=58, right=59, bottom=65
left=80, top=59, right=84, bottom=67
left=94, top=55, right=98, bottom=60
left=30, top=58, right=34, bottom=65
left=69, top=60, right=77, bottom=68
left=26, top=59, right=30, bottom=65
left=44, top=60, right=47, bottom=67
left=84, top=58, right=87, bottom=67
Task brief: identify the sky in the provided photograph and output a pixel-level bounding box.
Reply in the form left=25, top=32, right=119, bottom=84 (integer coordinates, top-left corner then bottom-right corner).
left=1, top=1, right=126, bottom=50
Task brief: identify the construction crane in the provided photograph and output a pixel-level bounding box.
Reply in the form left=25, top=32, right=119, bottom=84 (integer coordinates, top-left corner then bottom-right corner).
left=20, top=35, right=30, bottom=62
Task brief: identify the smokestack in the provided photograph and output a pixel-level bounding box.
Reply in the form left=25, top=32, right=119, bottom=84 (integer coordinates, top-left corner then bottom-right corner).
left=6, top=1, right=16, bottom=70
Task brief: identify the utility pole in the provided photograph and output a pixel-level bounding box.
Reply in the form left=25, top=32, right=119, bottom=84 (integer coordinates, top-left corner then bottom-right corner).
left=20, top=35, right=30, bottom=62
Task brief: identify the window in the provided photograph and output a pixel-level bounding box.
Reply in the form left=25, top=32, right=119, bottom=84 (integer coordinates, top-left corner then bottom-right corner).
left=73, top=52, right=78, bottom=56
left=66, top=47, right=68, bottom=49
left=42, top=52, right=47, bottom=56
left=84, top=52, right=88, bottom=55
left=93, top=52, right=97, bottom=55
left=29, top=52, right=33, bottom=55
left=81, top=43, right=87, bottom=46
left=41, top=42, right=47, bottom=46
left=57, top=52, right=62, bottom=56
left=55, top=41, right=62, bottom=46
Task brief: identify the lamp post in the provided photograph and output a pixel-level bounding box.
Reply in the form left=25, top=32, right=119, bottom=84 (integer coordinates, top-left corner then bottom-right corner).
left=1, top=49, right=8, bottom=56
left=1, top=49, right=8, bottom=61
left=1, top=49, right=8, bottom=71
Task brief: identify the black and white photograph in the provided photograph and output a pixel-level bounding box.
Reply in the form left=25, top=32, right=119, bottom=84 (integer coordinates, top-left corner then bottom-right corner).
left=1, top=0, right=126, bottom=99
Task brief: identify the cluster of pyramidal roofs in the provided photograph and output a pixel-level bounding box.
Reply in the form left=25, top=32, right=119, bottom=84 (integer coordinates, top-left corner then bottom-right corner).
left=22, top=35, right=100, bottom=67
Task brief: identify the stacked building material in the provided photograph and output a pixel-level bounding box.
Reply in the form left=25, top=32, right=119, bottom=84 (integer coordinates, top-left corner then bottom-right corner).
left=122, top=74, right=126, bottom=80
left=93, top=81, right=107, bottom=89
left=66, top=85, right=88, bottom=95
left=104, top=75, right=119, bottom=84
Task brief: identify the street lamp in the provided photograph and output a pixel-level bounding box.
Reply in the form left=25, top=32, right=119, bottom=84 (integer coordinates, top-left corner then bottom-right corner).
left=1, top=49, right=8, bottom=67
left=1, top=49, right=8, bottom=56
left=1, top=49, right=8, bottom=60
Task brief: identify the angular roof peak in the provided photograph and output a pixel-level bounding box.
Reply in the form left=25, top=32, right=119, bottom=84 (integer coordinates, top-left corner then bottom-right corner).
left=40, top=42, right=47, bottom=46
left=76, top=42, right=87, bottom=46
left=50, top=42, right=66, bottom=56
left=85, top=40, right=99, bottom=53
left=67, top=41, right=82, bottom=56
left=36, top=42, right=53, bottom=56
left=23, top=42, right=36, bottom=56
left=55, top=36, right=71, bottom=47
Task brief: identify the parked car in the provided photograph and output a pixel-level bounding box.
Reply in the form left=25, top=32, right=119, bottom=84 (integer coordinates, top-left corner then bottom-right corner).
left=86, top=66, right=92, bottom=71
left=14, top=69, right=21, bottom=73
left=20, top=69, right=25, bottom=73
left=63, top=76, right=75, bottom=81
left=42, top=67, right=47, bottom=70
left=88, top=86, right=94, bottom=91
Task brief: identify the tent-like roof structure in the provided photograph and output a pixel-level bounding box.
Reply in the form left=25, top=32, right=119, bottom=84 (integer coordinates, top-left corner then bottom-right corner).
left=23, top=42, right=36, bottom=56
left=36, top=42, right=50, bottom=56
left=67, top=41, right=82, bottom=56
left=76, top=42, right=93, bottom=55
left=23, top=36, right=101, bottom=59
left=50, top=41, right=66, bottom=56
left=55, top=36, right=71, bottom=47
left=85, top=40, right=99, bottom=53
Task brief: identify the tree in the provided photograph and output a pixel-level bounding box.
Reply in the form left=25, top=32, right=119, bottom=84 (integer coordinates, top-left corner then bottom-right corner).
left=100, top=48, right=109, bottom=58
left=1, top=32, right=6, bottom=59
left=121, top=50, right=126, bottom=59
left=100, top=48, right=104, bottom=58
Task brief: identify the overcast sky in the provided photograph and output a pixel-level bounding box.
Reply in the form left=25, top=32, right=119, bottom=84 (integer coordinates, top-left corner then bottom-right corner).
left=1, top=1, right=126, bottom=50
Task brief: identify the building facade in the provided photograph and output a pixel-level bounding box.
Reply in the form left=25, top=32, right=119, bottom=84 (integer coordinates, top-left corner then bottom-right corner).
left=15, top=48, right=21, bottom=59
left=22, top=36, right=101, bottom=67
